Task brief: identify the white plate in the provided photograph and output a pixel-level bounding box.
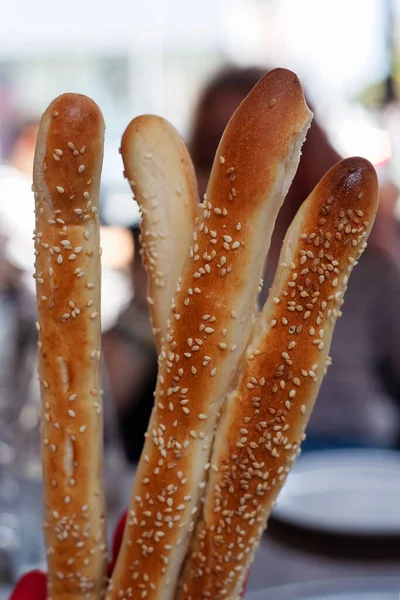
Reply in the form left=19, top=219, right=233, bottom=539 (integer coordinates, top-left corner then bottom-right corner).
left=272, top=450, right=400, bottom=535
left=246, top=577, right=400, bottom=599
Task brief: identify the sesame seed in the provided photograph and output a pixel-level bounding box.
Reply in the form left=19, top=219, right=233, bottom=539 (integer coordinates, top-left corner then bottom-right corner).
left=68, top=409, right=76, bottom=418
left=210, top=368, right=217, bottom=377
left=301, top=405, right=307, bottom=414
left=219, top=156, right=225, bottom=164
left=230, top=310, right=237, bottom=318
left=90, top=312, right=98, bottom=319
left=57, top=255, right=63, bottom=264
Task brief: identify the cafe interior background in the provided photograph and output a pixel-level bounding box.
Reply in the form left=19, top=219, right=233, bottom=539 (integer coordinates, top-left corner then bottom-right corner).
left=1, top=0, right=400, bottom=593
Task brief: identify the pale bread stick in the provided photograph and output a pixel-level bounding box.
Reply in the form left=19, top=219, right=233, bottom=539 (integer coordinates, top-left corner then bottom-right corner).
left=33, top=94, right=107, bottom=600
left=178, top=157, right=379, bottom=600
left=120, top=115, right=199, bottom=350
left=107, top=68, right=312, bottom=600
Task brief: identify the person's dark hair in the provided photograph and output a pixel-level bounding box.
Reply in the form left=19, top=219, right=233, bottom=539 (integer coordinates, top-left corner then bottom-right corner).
left=188, top=64, right=341, bottom=223
left=129, top=224, right=143, bottom=266
left=129, top=224, right=141, bottom=246
left=189, top=66, right=266, bottom=174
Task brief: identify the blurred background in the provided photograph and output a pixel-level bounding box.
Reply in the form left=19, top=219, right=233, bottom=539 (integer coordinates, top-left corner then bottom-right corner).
left=2, top=0, right=400, bottom=595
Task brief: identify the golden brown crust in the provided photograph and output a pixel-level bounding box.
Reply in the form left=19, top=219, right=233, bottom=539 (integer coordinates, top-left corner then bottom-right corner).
left=108, top=68, right=312, bottom=600
left=33, top=93, right=107, bottom=600
left=178, top=157, right=379, bottom=600
left=120, top=115, right=199, bottom=349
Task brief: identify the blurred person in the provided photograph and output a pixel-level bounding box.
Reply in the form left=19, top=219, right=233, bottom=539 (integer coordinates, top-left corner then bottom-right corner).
left=189, top=65, right=400, bottom=450
left=0, top=120, right=39, bottom=278
left=0, top=119, right=39, bottom=429
left=189, top=67, right=342, bottom=272
left=103, top=225, right=158, bottom=465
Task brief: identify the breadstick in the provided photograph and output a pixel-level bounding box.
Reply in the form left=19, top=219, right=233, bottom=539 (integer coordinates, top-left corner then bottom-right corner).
left=107, top=68, right=312, bottom=600
left=33, top=93, right=107, bottom=600
left=120, top=115, right=199, bottom=350
left=178, top=157, right=379, bottom=600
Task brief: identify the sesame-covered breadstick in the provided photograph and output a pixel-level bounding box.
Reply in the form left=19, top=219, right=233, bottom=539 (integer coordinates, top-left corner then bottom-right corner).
left=178, top=157, right=379, bottom=600
left=108, top=68, right=312, bottom=600
left=33, top=93, right=107, bottom=600
left=120, top=115, right=199, bottom=350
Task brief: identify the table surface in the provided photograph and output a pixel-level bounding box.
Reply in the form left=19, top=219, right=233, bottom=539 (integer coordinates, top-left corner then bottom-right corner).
left=4, top=457, right=400, bottom=594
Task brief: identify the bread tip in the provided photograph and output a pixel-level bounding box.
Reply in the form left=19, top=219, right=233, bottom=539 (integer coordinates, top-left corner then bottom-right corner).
left=46, top=93, right=104, bottom=129
left=266, top=66, right=299, bottom=82
left=341, top=155, right=377, bottom=176
left=121, top=114, right=175, bottom=150
left=255, top=67, right=312, bottom=122
left=339, top=156, right=378, bottom=198
left=121, top=114, right=156, bottom=152
left=261, top=67, right=306, bottom=93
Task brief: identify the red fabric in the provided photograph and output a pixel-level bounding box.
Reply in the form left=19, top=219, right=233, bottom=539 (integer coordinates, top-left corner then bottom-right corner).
left=10, top=570, right=47, bottom=600
left=10, top=510, right=248, bottom=599
left=107, top=511, right=127, bottom=578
